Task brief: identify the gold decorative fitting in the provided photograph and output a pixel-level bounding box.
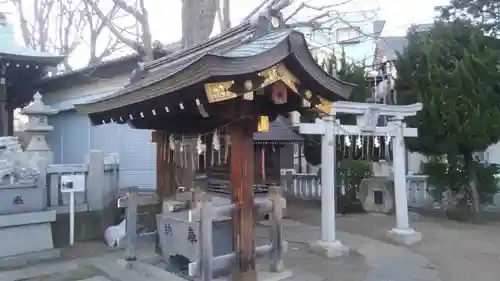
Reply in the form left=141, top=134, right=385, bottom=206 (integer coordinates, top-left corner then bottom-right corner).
left=316, top=96, right=333, bottom=114
left=244, top=80, right=253, bottom=91
left=258, top=63, right=298, bottom=93
left=304, top=89, right=312, bottom=99
left=257, top=116, right=270, bottom=132
left=204, top=81, right=237, bottom=103
left=243, top=92, right=254, bottom=100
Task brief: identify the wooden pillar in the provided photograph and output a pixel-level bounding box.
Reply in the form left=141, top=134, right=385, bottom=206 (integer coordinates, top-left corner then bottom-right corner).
left=152, top=131, right=175, bottom=200
left=0, top=61, right=8, bottom=136
left=229, top=117, right=257, bottom=281
left=272, top=144, right=281, bottom=184
left=7, top=105, right=13, bottom=136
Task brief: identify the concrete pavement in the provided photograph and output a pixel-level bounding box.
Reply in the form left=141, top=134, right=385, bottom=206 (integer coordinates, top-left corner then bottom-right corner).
left=0, top=219, right=441, bottom=281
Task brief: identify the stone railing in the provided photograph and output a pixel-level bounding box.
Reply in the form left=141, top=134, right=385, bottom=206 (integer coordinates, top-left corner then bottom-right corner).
left=44, top=150, right=120, bottom=213
left=280, top=169, right=322, bottom=199
left=280, top=169, right=436, bottom=208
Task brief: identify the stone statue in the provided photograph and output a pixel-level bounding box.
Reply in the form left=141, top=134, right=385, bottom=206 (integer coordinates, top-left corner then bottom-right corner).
left=0, top=136, right=40, bottom=185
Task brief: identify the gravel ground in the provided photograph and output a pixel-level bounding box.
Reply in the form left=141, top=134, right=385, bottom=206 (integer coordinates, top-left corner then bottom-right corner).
left=286, top=202, right=500, bottom=281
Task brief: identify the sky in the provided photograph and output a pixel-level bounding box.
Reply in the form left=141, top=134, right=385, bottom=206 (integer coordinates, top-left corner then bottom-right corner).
left=1, top=0, right=450, bottom=68
left=142, top=0, right=450, bottom=43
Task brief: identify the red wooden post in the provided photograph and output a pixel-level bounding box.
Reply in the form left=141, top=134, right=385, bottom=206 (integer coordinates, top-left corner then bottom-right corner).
left=229, top=116, right=257, bottom=281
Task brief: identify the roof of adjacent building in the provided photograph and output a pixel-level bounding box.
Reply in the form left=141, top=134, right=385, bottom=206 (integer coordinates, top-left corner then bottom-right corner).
left=375, top=36, right=408, bottom=62
left=253, top=116, right=303, bottom=143
left=373, top=23, right=433, bottom=65
left=0, top=12, right=64, bottom=65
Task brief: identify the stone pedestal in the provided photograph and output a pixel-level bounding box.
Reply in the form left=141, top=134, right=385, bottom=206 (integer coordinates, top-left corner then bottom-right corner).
left=0, top=135, right=59, bottom=267
left=309, top=240, right=350, bottom=259
left=0, top=210, right=59, bottom=268
left=386, top=228, right=422, bottom=245
left=358, top=177, right=395, bottom=214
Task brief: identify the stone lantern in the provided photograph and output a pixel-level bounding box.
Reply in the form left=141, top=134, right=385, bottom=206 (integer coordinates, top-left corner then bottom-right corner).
left=20, top=92, right=59, bottom=164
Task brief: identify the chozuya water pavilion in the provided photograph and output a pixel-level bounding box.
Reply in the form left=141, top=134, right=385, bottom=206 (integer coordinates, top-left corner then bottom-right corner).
left=0, top=12, right=64, bottom=136
left=75, top=3, right=355, bottom=281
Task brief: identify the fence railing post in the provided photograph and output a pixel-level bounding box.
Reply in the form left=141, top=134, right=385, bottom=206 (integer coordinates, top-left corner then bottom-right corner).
left=199, top=192, right=213, bottom=281
left=280, top=169, right=294, bottom=197
left=36, top=157, right=48, bottom=207
left=268, top=185, right=284, bottom=272
left=125, top=186, right=138, bottom=262
left=86, top=150, right=105, bottom=211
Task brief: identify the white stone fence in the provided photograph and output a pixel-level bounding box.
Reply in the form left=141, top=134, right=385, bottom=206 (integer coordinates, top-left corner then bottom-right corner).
left=43, top=150, right=120, bottom=213
left=279, top=170, right=500, bottom=211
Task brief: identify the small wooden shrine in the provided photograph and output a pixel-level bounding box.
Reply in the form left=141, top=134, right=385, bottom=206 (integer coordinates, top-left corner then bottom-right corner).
left=76, top=5, right=354, bottom=280
left=0, top=12, right=64, bottom=136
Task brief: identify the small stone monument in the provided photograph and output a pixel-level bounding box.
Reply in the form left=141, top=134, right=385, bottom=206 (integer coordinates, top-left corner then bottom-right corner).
left=358, top=161, right=395, bottom=214
left=20, top=92, right=59, bottom=165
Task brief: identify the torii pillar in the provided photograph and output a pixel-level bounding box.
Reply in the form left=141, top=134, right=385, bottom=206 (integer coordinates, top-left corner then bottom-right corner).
left=298, top=108, right=349, bottom=258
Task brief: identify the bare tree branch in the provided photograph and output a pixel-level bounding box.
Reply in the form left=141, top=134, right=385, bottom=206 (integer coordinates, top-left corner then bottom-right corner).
left=9, top=0, right=127, bottom=70
left=82, top=0, right=153, bottom=60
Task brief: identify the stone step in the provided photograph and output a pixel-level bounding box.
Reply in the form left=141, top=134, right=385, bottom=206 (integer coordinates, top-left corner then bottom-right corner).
left=78, top=277, right=113, bottom=281
left=0, top=260, right=78, bottom=281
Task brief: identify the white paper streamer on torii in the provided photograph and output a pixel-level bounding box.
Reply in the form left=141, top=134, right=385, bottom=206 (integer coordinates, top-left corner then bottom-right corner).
left=212, top=129, right=221, bottom=165
left=168, top=135, right=175, bottom=163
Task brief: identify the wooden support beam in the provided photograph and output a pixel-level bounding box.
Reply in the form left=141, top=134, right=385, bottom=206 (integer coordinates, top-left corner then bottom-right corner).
left=229, top=117, right=257, bottom=281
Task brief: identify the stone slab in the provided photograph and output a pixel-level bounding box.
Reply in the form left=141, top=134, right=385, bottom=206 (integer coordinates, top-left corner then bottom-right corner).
left=79, top=277, right=113, bottom=281
left=0, top=248, right=60, bottom=269
left=309, top=240, right=350, bottom=259
left=213, top=269, right=293, bottom=281
left=0, top=221, right=55, bottom=258
left=386, top=229, right=422, bottom=245
left=0, top=259, right=77, bottom=281
left=0, top=183, right=44, bottom=214
left=0, top=210, right=55, bottom=227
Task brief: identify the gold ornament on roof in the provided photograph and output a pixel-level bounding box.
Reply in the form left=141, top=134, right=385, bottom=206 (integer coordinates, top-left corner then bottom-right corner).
left=316, top=96, right=333, bottom=115
left=204, top=81, right=237, bottom=103
left=258, top=63, right=298, bottom=93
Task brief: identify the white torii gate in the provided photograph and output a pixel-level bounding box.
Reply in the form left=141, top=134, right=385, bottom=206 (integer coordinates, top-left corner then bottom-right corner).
left=298, top=101, right=423, bottom=256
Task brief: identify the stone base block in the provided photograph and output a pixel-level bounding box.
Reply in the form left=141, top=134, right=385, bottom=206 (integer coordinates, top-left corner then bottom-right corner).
left=214, top=269, right=293, bottom=281
left=386, top=228, right=422, bottom=245
left=308, top=240, right=350, bottom=259
left=0, top=248, right=60, bottom=269
left=0, top=211, right=56, bottom=258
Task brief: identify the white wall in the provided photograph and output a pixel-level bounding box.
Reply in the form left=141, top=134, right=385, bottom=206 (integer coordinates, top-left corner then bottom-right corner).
left=42, top=75, right=157, bottom=190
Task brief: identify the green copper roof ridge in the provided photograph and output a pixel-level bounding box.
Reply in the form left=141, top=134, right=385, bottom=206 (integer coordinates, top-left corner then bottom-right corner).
left=0, top=16, right=64, bottom=63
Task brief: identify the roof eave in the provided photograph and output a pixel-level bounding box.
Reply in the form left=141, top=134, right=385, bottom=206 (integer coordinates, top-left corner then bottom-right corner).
left=0, top=53, right=65, bottom=66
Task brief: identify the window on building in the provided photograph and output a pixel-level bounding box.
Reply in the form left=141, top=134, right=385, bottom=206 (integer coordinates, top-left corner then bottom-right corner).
left=336, top=27, right=361, bottom=44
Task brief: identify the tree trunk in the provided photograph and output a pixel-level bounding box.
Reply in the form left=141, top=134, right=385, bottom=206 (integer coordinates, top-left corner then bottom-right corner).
left=463, top=151, right=481, bottom=216
left=172, top=0, right=218, bottom=190
left=181, top=0, right=217, bottom=47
